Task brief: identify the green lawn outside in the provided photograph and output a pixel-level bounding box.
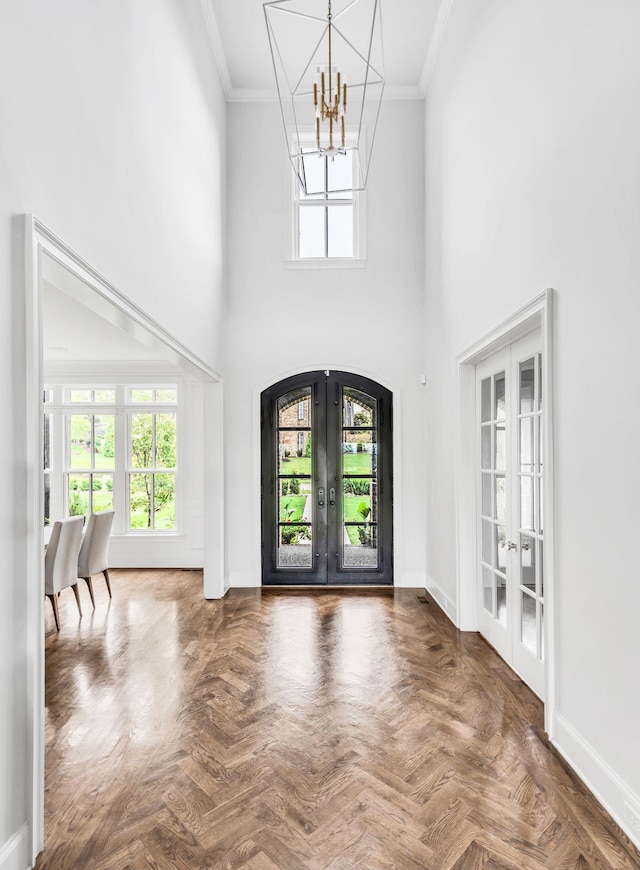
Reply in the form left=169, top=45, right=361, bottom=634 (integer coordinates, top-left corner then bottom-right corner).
left=70, top=444, right=115, bottom=470
left=343, top=452, right=374, bottom=475
left=343, top=495, right=371, bottom=522
left=281, top=452, right=373, bottom=476
left=280, top=496, right=306, bottom=522
left=280, top=456, right=311, bottom=475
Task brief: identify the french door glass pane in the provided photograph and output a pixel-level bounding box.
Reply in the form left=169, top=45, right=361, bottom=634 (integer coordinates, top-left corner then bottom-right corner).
left=343, top=479, right=372, bottom=500
left=520, top=534, right=535, bottom=589
left=343, top=524, right=378, bottom=568
left=497, top=575, right=507, bottom=625
left=343, top=388, right=377, bottom=427
left=482, top=519, right=492, bottom=564
left=482, top=473, right=491, bottom=517
left=279, top=487, right=310, bottom=523
left=495, top=525, right=506, bottom=570
left=342, top=387, right=378, bottom=570
left=278, top=431, right=312, bottom=474
left=277, top=387, right=314, bottom=567
left=520, top=476, right=534, bottom=530
left=481, top=426, right=491, bottom=469
left=495, top=423, right=506, bottom=471
left=483, top=567, right=494, bottom=615
left=343, top=431, right=376, bottom=475
left=520, top=418, right=534, bottom=472
left=521, top=592, right=537, bottom=653
left=278, top=525, right=313, bottom=568
left=278, top=390, right=312, bottom=426
left=495, top=475, right=506, bottom=524
left=481, top=378, right=491, bottom=423
left=539, top=540, right=544, bottom=598
left=299, top=207, right=325, bottom=258
left=538, top=356, right=543, bottom=410
left=494, top=373, right=506, bottom=420
left=538, top=417, right=543, bottom=470
left=520, top=359, right=535, bottom=413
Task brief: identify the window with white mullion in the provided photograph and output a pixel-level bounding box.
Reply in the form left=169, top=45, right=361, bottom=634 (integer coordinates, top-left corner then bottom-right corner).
left=295, top=142, right=357, bottom=260
left=65, top=407, right=116, bottom=518
left=127, top=408, right=177, bottom=531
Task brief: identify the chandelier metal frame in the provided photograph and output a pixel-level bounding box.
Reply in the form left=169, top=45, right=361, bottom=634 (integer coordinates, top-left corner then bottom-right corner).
left=264, top=0, right=385, bottom=195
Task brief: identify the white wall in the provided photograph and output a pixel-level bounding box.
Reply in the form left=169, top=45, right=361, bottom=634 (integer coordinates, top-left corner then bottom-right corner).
left=425, top=0, right=640, bottom=840
left=224, top=99, right=426, bottom=588
left=0, top=0, right=226, bottom=863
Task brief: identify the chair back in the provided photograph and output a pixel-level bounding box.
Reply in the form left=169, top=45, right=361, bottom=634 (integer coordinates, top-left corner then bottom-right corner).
left=77, top=511, right=115, bottom=577
left=45, top=516, right=85, bottom=595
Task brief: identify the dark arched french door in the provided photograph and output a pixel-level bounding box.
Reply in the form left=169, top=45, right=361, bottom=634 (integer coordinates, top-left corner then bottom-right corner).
left=261, top=371, right=393, bottom=585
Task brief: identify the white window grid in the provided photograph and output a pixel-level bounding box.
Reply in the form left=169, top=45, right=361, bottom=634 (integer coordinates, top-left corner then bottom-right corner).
left=126, top=407, right=178, bottom=532
left=289, top=133, right=364, bottom=264
left=47, top=384, right=179, bottom=535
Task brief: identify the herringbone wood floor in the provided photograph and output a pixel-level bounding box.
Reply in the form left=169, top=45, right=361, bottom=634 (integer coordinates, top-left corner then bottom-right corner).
left=36, top=570, right=640, bottom=869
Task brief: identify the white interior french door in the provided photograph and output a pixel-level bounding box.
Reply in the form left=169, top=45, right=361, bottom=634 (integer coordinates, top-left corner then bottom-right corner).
left=476, top=329, right=545, bottom=698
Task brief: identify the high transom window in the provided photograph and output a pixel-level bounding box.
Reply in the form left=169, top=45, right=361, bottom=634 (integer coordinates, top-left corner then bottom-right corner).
left=293, top=145, right=361, bottom=261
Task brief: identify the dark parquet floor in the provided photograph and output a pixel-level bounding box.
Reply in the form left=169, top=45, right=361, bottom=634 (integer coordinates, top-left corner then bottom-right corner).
left=36, top=570, right=640, bottom=869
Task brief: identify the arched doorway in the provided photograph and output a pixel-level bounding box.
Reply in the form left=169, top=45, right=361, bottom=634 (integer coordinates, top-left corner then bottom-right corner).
left=261, top=370, right=393, bottom=585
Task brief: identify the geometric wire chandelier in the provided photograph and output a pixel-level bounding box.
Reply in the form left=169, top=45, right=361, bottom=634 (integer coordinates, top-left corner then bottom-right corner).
left=264, top=0, right=385, bottom=194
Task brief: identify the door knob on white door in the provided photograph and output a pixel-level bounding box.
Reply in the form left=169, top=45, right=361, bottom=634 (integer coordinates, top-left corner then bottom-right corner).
left=507, top=541, right=518, bottom=551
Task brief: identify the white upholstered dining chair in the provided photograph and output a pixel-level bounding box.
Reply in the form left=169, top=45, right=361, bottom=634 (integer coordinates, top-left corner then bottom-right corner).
left=45, top=516, right=85, bottom=631
left=77, top=510, right=115, bottom=607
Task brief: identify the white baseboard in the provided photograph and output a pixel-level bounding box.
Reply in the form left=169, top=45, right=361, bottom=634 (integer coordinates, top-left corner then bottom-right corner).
left=0, top=825, right=29, bottom=870
left=228, top=572, right=260, bottom=588
left=425, top=576, right=458, bottom=626
left=553, top=712, right=640, bottom=851
left=395, top=571, right=426, bottom=588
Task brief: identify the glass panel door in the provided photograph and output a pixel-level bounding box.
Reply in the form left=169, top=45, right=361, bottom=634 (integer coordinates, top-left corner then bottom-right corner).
left=476, top=347, right=512, bottom=660
left=276, top=387, right=313, bottom=569
left=262, top=371, right=393, bottom=585
left=476, top=331, right=545, bottom=700
left=512, top=343, right=545, bottom=696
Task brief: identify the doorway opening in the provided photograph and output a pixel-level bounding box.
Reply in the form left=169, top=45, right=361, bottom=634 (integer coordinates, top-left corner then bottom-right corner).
left=261, top=370, right=393, bottom=585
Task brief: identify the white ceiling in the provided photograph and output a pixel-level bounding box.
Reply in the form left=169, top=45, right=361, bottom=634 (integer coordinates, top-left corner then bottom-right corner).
left=43, top=281, right=170, bottom=363
left=202, top=0, right=453, bottom=100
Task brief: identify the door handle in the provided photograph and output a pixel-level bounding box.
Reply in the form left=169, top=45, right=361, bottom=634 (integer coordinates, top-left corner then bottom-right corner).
left=329, top=487, right=336, bottom=507
left=507, top=541, right=517, bottom=551
left=318, top=488, right=325, bottom=507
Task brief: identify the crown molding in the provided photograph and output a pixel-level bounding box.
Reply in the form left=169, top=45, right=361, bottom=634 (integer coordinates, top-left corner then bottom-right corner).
left=200, top=0, right=232, bottom=101
left=419, top=0, right=454, bottom=96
